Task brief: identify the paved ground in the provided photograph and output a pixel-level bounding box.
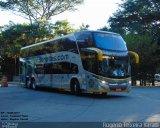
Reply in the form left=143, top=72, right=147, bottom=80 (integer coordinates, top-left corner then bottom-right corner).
left=0, top=84, right=160, bottom=127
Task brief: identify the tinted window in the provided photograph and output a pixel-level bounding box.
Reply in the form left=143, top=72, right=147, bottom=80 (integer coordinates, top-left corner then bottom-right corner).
left=75, top=32, right=94, bottom=49
left=21, top=48, right=29, bottom=58
left=60, top=36, right=78, bottom=53
left=43, top=62, right=78, bottom=74
left=45, top=63, right=62, bottom=74
left=21, top=36, right=78, bottom=58
left=80, top=51, right=98, bottom=74
left=93, top=33, right=127, bottom=51
left=35, top=64, right=44, bottom=74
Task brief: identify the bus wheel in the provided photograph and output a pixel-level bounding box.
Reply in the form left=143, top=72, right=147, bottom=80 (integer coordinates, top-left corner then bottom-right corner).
left=101, top=92, right=107, bottom=96
left=25, top=78, right=30, bottom=88
left=31, top=79, right=37, bottom=90
left=71, top=79, right=81, bottom=96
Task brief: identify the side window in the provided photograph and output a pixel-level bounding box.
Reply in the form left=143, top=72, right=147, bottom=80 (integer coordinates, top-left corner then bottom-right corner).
left=21, top=49, right=29, bottom=58
left=61, top=62, right=79, bottom=74
left=68, top=36, right=78, bottom=53
left=44, top=63, right=63, bottom=74
left=49, top=40, right=61, bottom=53
left=28, top=47, right=33, bottom=57
left=70, top=63, right=78, bottom=74
left=44, top=62, right=79, bottom=74
left=31, top=45, right=45, bottom=57
left=75, top=32, right=94, bottom=49
left=60, top=36, right=78, bottom=53
left=35, top=64, right=44, bottom=74
left=81, top=51, right=98, bottom=74
left=43, top=43, right=52, bottom=54
left=61, top=62, right=70, bottom=74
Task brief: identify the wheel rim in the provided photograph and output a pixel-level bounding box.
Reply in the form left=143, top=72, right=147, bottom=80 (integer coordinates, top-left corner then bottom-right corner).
left=74, top=82, right=77, bottom=93
left=74, top=81, right=78, bottom=93
left=74, top=81, right=81, bottom=95
left=32, top=81, right=36, bottom=89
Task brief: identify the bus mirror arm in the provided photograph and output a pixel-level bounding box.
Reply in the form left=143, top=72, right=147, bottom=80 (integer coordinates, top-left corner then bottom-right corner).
left=128, top=51, right=139, bottom=64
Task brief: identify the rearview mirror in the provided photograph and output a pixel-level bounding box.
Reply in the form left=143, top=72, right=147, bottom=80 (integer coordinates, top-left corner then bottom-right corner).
left=129, top=51, right=139, bottom=64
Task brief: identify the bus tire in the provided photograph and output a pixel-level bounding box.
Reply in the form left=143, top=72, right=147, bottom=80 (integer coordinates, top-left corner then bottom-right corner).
left=71, top=79, right=81, bottom=96
left=25, top=78, right=30, bottom=88
left=101, top=92, right=107, bottom=96
left=31, top=79, right=37, bottom=90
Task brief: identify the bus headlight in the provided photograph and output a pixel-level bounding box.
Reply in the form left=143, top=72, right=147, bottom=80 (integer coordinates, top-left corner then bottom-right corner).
left=128, top=80, right=132, bottom=84
left=101, top=80, right=108, bottom=85
left=101, top=81, right=106, bottom=84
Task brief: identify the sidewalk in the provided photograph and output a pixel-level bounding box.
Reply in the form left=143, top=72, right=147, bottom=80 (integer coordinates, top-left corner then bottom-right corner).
left=8, top=82, right=22, bottom=86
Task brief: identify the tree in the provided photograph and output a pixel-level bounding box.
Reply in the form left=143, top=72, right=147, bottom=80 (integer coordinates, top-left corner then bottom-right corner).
left=0, top=0, right=84, bottom=24
left=124, top=33, right=160, bottom=86
left=0, top=22, right=54, bottom=77
left=0, top=22, right=54, bottom=57
left=108, top=0, right=160, bottom=36
left=124, top=33, right=159, bottom=66
left=106, top=0, right=160, bottom=85
left=53, top=20, right=76, bottom=37
left=79, top=23, right=89, bottom=30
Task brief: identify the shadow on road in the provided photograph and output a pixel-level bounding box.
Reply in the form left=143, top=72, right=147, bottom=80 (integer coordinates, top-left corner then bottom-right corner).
left=31, top=87, right=128, bottom=99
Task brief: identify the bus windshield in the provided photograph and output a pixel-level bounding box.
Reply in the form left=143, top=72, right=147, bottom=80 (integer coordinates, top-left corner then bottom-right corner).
left=99, top=56, right=130, bottom=78
left=93, top=33, right=127, bottom=51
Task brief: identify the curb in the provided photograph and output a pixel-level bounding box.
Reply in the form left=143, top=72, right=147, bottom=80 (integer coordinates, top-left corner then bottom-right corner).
left=8, top=82, right=22, bottom=85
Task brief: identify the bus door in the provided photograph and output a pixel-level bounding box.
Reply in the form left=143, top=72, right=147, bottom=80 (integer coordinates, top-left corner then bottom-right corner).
left=35, top=64, right=50, bottom=87
left=19, top=60, right=26, bottom=83
left=48, top=63, right=63, bottom=88
left=61, top=62, right=79, bottom=89
left=25, top=60, right=33, bottom=78
left=36, top=63, right=51, bottom=87
left=49, top=62, right=78, bottom=89
left=50, top=74, right=62, bottom=88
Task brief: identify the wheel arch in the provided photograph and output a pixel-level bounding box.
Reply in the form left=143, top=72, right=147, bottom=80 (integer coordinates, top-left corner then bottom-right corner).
left=70, top=77, right=80, bottom=86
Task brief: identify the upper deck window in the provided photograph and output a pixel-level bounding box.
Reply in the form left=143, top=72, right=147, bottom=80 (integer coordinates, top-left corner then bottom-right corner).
left=74, top=32, right=94, bottom=49
left=93, top=33, right=127, bottom=51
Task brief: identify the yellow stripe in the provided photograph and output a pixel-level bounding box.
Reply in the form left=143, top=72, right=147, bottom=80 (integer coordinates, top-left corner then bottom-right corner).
left=59, top=87, right=70, bottom=90
left=87, top=89, right=130, bottom=93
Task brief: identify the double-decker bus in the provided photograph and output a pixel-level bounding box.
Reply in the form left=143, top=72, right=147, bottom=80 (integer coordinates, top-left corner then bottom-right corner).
left=19, top=30, right=139, bottom=95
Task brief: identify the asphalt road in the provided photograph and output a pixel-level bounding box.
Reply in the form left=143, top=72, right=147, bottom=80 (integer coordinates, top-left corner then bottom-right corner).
left=0, top=84, right=160, bottom=127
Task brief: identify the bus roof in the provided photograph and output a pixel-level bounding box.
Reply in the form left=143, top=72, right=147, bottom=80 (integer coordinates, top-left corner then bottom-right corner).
left=76, top=30, right=120, bottom=36
left=21, top=34, right=73, bottom=50
left=21, top=30, right=120, bottom=50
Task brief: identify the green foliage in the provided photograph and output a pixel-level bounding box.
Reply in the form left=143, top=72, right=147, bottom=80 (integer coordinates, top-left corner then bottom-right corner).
left=0, top=0, right=84, bottom=24
left=0, top=20, right=78, bottom=58
left=124, top=33, right=160, bottom=66
left=53, top=20, right=76, bottom=37
left=79, top=23, right=89, bottom=30
left=0, top=20, right=78, bottom=76
left=107, top=0, right=160, bottom=76
left=108, top=0, right=160, bottom=36
left=0, top=22, right=54, bottom=58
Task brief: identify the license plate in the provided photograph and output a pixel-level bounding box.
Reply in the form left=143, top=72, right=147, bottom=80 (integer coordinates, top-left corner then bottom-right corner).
left=116, top=88, right=122, bottom=92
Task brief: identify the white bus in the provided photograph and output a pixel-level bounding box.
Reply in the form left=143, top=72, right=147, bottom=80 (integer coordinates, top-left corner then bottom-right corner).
left=19, top=30, right=139, bottom=95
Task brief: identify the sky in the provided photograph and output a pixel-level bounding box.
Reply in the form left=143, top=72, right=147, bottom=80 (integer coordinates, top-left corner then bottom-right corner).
left=0, top=0, right=122, bottom=30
